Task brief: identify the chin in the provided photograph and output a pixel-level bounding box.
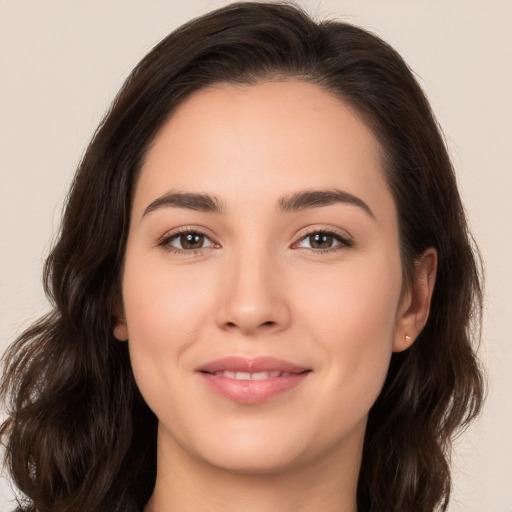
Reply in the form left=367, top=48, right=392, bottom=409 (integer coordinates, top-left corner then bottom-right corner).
left=180, top=420, right=310, bottom=475
left=183, top=414, right=363, bottom=477
left=202, top=444, right=306, bottom=476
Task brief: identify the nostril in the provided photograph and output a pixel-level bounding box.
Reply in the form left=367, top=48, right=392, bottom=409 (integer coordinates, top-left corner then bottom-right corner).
left=223, top=320, right=276, bottom=330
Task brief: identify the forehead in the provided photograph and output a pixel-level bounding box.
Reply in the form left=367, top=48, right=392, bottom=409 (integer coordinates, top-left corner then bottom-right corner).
left=135, top=81, right=395, bottom=225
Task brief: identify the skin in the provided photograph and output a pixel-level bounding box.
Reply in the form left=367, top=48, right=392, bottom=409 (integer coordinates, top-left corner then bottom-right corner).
left=114, top=81, right=436, bottom=512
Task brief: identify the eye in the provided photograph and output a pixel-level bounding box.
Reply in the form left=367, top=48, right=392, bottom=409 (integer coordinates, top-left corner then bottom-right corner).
left=159, top=229, right=216, bottom=253
left=295, top=230, right=352, bottom=252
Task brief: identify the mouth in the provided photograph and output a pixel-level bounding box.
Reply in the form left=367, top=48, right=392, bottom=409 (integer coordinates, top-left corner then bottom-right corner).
left=196, top=356, right=311, bottom=404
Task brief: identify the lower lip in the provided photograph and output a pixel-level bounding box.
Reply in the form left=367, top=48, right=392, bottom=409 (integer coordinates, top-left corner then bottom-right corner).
left=199, top=372, right=310, bottom=404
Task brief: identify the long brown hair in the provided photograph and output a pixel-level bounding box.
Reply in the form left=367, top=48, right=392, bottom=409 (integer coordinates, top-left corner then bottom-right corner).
left=1, top=3, right=484, bottom=511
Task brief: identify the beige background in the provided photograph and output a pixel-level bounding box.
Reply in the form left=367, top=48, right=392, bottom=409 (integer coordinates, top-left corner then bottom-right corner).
left=1, top=1, right=510, bottom=510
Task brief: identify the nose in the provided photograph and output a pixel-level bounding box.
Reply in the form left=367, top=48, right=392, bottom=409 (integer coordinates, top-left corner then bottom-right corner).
left=215, top=249, right=291, bottom=335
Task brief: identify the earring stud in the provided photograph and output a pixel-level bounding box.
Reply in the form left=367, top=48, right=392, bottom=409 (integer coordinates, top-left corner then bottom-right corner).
left=405, top=335, right=412, bottom=343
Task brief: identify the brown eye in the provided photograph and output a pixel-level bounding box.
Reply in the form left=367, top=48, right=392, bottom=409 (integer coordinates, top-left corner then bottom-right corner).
left=308, top=233, right=334, bottom=249
left=179, top=233, right=205, bottom=250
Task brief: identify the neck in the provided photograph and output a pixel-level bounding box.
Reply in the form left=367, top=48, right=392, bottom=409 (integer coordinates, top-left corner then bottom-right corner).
left=144, top=424, right=362, bottom=512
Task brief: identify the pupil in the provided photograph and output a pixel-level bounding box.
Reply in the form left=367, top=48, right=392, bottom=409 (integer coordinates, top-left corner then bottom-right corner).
left=181, top=233, right=203, bottom=249
left=311, top=233, right=332, bottom=249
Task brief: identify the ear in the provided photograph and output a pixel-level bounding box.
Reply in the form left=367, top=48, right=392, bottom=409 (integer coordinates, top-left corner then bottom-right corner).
left=112, top=301, right=128, bottom=342
left=393, top=248, right=437, bottom=352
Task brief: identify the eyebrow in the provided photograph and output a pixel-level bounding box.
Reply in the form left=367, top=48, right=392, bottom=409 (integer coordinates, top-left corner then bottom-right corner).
left=143, top=192, right=224, bottom=217
left=278, top=189, right=375, bottom=219
left=142, top=188, right=375, bottom=219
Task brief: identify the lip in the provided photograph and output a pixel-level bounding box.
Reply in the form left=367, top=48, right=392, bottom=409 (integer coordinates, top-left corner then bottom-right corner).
left=196, top=356, right=311, bottom=405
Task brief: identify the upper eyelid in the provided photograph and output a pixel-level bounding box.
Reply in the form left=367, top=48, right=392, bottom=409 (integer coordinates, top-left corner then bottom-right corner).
left=293, top=229, right=353, bottom=249
left=158, top=226, right=350, bottom=239
left=158, top=226, right=217, bottom=244
left=298, top=226, right=349, bottom=236
left=295, top=225, right=353, bottom=242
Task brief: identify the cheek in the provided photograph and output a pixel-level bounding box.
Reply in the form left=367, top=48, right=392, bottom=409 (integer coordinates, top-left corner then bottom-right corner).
left=122, top=254, right=216, bottom=338
left=120, top=254, right=218, bottom=400
left=298, top=250, right=402, bottom=331
left=296, top=254, right=402, bottom=395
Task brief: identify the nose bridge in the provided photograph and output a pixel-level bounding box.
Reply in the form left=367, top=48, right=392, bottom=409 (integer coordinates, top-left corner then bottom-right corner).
left=216, top=240, right=290, bottom=334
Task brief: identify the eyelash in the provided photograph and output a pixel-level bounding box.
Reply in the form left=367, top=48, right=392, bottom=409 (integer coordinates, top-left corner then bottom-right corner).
left=157, top=227, right=353, bottom=255
left=294, top=228, right=353, bottom=253
left=157, top=227, right=217, bottom=255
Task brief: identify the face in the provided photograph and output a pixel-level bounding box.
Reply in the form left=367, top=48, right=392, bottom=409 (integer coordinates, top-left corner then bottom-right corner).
left=115, top=81, right=423, bottom=475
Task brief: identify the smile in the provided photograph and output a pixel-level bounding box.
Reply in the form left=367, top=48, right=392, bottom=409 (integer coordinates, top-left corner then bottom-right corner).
left=197, top=357, right=311, bottom=404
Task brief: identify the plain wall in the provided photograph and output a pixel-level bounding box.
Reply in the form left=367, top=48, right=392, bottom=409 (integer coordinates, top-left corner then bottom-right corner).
left=1, top=1, right=510, bottom=510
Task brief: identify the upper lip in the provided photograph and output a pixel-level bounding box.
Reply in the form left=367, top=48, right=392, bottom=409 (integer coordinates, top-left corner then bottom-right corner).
left=197, top=356, right=310, bottom=374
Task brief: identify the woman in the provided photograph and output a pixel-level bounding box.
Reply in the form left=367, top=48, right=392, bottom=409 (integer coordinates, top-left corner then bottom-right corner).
left=0, top=3, right=484, bottom=512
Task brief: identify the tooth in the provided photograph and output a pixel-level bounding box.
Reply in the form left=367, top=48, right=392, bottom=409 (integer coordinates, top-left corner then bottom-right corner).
left=251, top=371, right=282, bottom=380
left=250, top=371, right=268, bottom=380
left=214, top=370, right=286, bottom=380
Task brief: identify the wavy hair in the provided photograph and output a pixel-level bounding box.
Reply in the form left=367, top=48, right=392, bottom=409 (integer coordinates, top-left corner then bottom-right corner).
left=1, top=3, right=484, bottom=511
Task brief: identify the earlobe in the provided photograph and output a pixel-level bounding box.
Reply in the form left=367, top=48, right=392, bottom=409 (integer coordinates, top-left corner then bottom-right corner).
left=113, top=321, right=128, bottom=341
left=393, top=248, right=437, bottom=352
left=112, top=300, right=129, bottom=341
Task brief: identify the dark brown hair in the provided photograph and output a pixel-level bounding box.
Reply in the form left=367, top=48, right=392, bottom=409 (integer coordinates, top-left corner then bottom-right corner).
left=1, top=3, right=484, bottom=511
